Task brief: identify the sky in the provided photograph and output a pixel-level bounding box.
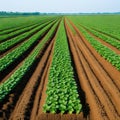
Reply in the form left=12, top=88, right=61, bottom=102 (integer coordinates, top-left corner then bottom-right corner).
left=0, top=0, right=120, bottom=13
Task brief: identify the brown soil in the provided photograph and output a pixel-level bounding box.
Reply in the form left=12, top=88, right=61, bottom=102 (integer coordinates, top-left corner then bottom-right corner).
left=68, top=19, right=120, bottom=89
left=65, top=19, right=120, bottom=120
left=33, top=41, right=54, bottom=120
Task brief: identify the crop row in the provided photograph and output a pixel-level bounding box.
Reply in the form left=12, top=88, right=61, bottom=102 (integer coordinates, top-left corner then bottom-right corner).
left=0, top=22, right=39, bottom=42
left=0, top=16, right=54, bottom=33
left=43, top=20, right=82, bottom=114
left=67, top=15, right=120, bottom=40
left=0, top=18, right=57, bottom=53
left=0, top=19, right=59, bottom=102
left=89, top=24, right=120, bottom=40
left=82, top=25, right=120, bottom=50
left=0, top=17, right=57, bottom=42
left=0, top=16, right=56, bottom=35
left=90, top=27, right=120, bottom=41
left=73, top=22, right=120, bottom=70
left=0, top=22, right=39, bottom=36
left=0, top=19, right=56, bottom=72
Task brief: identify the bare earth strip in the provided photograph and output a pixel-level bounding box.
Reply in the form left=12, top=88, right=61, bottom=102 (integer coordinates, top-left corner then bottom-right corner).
left=69, top=20, right=120, bottom=90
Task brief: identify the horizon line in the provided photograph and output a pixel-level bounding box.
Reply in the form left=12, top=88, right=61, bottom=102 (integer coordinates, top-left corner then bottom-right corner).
left=0, top=11, right=120, bottom=14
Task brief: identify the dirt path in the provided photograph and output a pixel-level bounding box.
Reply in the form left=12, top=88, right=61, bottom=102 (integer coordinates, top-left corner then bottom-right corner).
left=65, top=19, right=120, bottom=120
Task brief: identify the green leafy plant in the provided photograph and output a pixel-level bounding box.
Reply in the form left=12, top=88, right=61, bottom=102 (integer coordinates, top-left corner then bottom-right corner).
left=43, top=20, right=82, bottom=114
left=0, top=19, right=59, bottom=102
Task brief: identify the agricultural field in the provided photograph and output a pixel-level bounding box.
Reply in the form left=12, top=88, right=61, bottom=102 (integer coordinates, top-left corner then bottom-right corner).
left=0, top=15, right=120, bottom=120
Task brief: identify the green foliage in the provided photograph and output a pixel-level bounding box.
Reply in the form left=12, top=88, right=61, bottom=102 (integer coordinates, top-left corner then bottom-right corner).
left=0, top=19, right=56, bottom=52
left=0, top=16, right=56, bottom=32
left=0, top=20, right=59, bottom=102
left=83, top=26, right=120, bottom=50
left=68, top=15, right=120, bottom=40
left=75, top=24, right=120, bottom=70
left=0, top=20, right=55, bottom=72
left=43, top=20, right=82, bottom=114
left=68, top=16, right=120, bottom=71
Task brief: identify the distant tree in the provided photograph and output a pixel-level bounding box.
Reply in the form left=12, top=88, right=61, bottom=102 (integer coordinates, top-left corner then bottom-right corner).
left=0, top=11, right=41, bottom=16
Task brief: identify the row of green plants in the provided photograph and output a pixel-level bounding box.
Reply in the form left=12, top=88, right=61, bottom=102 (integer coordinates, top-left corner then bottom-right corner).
left=73, top=22, right=120, bottom=70
left=0, top=22, right=38, bottom=42
left=0, top=17, right=49, bottom=35
left=43, top=20, right=82, bottom=114
left=0, top=16, right=54, bottom=33
left=0, top=21, right=38, bottom=36
left=0, top=18, right=57, bottom=52
left=90, top=27, right=120, bottom=41
left=82, top=25, right=120, bottom=50
left=0, top=17, right=56, bottom=42
left=0, top=20, right=56, bottom=72
left=67, top=15, right=120, bottom=40
left=0, top=19, right=59, bottom=102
